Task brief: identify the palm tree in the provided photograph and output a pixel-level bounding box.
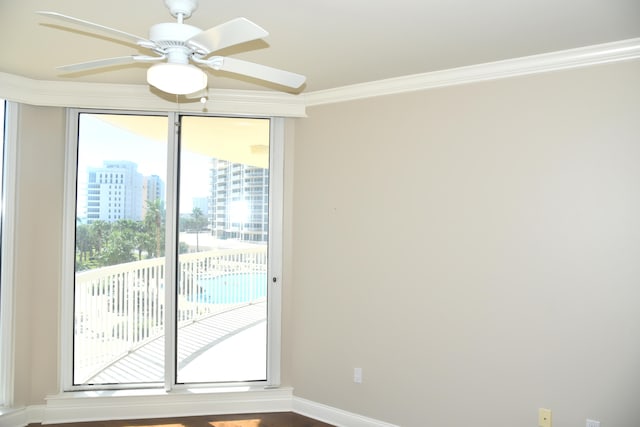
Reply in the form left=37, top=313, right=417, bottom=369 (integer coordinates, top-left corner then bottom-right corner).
left=89, top=220, right=111, bottom=258
left=144, top=199, right=165, bottom=258
left=99, top=222, right=136, bottom=265
left=189, top=207, right=208, bottom=252
left=75, top=224, right=91, bottom=270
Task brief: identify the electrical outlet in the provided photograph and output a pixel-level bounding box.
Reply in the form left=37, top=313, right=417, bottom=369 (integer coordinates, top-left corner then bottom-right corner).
left=353, top=367, right=362, bottom=383
left=586, top=419, right=600, bottom=427
left=538, top=408, right=552, bottom=427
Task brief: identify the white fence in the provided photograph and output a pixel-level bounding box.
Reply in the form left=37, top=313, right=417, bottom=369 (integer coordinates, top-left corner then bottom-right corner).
left=74, top=247, right=268, bottom=383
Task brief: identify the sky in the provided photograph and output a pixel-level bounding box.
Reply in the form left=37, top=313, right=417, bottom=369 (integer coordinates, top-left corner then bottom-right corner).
left=77, top=114, right=211, bottom=216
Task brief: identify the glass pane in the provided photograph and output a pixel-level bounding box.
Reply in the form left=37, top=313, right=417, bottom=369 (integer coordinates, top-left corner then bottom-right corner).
left=176, top=116, right=269, bottom=383
left=74, top=113, right=168, bottom=385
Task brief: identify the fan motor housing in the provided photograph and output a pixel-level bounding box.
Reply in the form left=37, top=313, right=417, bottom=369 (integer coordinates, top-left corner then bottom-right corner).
left=150, top=22, right=201, bottom=43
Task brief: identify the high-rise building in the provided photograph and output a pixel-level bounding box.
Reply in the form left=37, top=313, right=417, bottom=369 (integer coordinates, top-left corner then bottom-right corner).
left=86, top=161, right=163, bottom=223
left=143, top=174, right=166, bottom=217
left=209, top=159, right=269, bottom=242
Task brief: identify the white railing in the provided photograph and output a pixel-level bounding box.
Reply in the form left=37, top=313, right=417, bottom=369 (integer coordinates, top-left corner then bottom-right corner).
left=74, top=247, right=268, bottom=383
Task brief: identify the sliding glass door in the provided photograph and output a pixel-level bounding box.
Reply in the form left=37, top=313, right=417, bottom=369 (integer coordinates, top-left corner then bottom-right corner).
left=73, top=113, right=168, bottom=385
left=69, top=111, right=275, bottom=388
left=176, top=116, right=270, bottom=383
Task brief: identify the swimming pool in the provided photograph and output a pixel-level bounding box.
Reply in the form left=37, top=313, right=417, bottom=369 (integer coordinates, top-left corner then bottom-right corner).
left=191, top=272, right=267, bottom=304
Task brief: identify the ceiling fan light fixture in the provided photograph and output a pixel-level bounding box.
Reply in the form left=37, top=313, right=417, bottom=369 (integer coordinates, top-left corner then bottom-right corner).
left=39, top=3, right=306, bottom=94
left=147, top=62, right=207, bottom=95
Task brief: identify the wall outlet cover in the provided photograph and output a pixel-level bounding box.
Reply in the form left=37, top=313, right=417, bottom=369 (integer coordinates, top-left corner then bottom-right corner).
left=538, top=408, right=552, bottom=427
left=353, top=367, right=363, bottom=383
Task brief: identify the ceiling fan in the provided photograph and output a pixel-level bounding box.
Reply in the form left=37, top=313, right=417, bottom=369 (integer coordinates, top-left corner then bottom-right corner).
left=37, top=0, right=306, bottom=95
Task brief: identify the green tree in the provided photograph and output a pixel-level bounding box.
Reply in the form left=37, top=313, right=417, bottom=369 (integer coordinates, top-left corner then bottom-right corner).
left=75, top=223, right=92, bottom=271
left=144, top=199, right=165, bottom=258
left=89, top=220, right=111, bottom=259
left=185, top=207, right=208, bottom=252
left=76, top=202, right=166, bottom=268
left=99, top=220, right=138, bottom=265
left=100, top=219, right=136, bottom=265
left=115, top=219, right=147, bottom=260
left=190, top=207, right=208, bottom=231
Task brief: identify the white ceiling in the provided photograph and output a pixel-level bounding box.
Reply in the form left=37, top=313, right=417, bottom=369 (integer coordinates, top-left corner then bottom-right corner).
left=1, top=0, right=639, bottom=94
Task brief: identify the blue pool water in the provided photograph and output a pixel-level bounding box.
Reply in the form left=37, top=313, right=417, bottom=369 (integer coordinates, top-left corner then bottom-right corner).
left=192, top=272, right=267, bottom=304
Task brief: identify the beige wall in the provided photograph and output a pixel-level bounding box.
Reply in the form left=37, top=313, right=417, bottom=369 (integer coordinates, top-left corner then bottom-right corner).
left=13, top=104, right=66, bottom=405
left=291, top=60, right=640, bottom=426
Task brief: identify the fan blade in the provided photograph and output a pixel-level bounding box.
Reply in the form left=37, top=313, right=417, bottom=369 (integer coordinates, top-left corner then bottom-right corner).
left=37, top=11, right=155, bottom=48
left=210, top=56, right=306, bottom=89
left=57, top=55, right=163, bottom=72
left=187, top=17, right=268, bottom=54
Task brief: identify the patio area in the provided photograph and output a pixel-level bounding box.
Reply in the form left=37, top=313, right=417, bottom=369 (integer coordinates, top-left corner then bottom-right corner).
left=87, top=301, right=267, bottom=384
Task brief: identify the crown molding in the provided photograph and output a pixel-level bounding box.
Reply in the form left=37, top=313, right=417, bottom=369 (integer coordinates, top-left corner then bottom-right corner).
left=1, top=38, right=638, bottom=113
left=304, top=37, right=640, bottom=106
left=0, top=73, right=306, bottom=117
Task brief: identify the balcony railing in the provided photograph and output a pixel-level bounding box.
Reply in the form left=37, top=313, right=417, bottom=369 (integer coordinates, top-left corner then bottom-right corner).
left=74, top=247, right=268, bottom=383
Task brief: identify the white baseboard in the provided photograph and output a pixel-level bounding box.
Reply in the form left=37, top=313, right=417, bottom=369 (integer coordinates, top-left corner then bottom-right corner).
left=0, top=407, right=26, bottom=427
left=0, top=391, right=397, bottom=427
left=0, top=405, right=44, bottom=427
left=292, top=396, right=399, bottom=427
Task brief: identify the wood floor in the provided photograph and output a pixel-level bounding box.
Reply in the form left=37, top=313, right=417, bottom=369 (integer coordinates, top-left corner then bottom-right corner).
left=28, top=412, right=335, bottom=427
